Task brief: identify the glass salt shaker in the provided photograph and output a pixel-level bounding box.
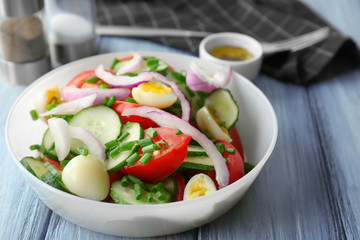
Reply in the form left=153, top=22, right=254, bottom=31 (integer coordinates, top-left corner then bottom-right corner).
left=0, top=0, right=52, bottom=85
left=44, top=0, right=97, bottom=67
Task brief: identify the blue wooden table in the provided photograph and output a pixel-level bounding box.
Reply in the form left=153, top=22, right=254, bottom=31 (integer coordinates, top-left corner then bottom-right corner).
left=1, top=0, right=360, bottom=239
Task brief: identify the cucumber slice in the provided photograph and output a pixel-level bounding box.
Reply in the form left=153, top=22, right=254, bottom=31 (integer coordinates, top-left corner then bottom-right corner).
left=69, top=105, right=122, bottom=146
left=104, top=122, right=144, bottom=172
left=41, top=171, right=69, bottom=192
left=110, top=179, right=172, bottom=205
left=181, top=156, right=216, bottom=171
left=205, top=89, right=239, bottom=129
left=187, top=145, right=207, bottom=157
left=43, top=162, right=70, bottom=193
left=21, top=157, right=48, bottom=179
left=161, top=176, right=177, bottom=199
left=41, top=128, right=58, bottom=160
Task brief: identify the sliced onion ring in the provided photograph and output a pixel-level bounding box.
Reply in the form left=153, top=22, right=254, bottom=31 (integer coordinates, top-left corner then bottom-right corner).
left=121, top=106, right=229, bottom=188
left=60, top=86, right=130, bottom=105
left=39, top=94, right=97, bottom=117
left=142, top=71, right=191, bottom=122
left=48, top=118, right=105, bottom=162
left=116, top=51, right=143, bottom=75
left=95, top=64, right=153, bottom=88
left=186, top=61, right=232, bottom=92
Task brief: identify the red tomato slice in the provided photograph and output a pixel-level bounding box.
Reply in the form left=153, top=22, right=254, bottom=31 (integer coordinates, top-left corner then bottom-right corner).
left=218, top=140, right=244, bottom=185
left=112, top=101, right=159, bottom=129
left=229, top=126, right=244, bottom=160
left=172, top=172, right=186, bottom=202
left=42, top=156, right=62, bottom=173
left=120, top=127, right=191, bottom=182
left=66, top=70, right=96, bottom=88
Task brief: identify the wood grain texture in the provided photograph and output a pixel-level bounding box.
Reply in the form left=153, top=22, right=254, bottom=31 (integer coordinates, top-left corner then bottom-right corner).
left=1, top=0, right=359, bottom=239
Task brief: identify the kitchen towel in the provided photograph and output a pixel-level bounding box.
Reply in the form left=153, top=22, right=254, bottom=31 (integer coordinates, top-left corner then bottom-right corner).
left=96, top=0, right=358, bottom=84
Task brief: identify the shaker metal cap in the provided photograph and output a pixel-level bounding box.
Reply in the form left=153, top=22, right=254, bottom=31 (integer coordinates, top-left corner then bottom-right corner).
left=0, top=0, right=44, bottom=17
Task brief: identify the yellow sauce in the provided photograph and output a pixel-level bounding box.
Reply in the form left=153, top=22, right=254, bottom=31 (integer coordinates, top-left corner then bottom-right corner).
left=209, top=45, right=253, bottom=61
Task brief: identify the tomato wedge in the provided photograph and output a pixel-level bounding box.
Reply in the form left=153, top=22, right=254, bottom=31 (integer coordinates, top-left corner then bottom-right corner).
left=172, top=172, right=186, bottom=202
left=120, top=127, right=191, bottom=182
left=219, top=140, right=244, bottom=184
left=112, top=101, right=159, bottom=129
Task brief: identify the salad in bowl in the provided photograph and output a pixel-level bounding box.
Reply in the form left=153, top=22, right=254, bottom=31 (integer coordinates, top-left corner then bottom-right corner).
left=23, top=51, right=249, bottom=204
left=6, top=51, right=277, bottom=237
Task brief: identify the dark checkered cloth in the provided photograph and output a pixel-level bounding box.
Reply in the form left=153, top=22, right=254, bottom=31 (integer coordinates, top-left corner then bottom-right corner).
left=96, top=0, right=358, bottom=84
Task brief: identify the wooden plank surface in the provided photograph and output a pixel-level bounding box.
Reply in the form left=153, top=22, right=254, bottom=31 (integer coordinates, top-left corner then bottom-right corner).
left=0, top=0, right=359, bottom=239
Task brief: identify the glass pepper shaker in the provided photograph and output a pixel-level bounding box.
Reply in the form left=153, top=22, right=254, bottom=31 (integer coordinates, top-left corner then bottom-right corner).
left=0, top=0, right=52, bottom=85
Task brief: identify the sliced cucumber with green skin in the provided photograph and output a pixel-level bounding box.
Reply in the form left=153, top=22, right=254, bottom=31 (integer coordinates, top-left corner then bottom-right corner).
left=113, top=57, right=169, bottom=76
left=41, top=171, right=69, bottom=192
left=43, top=162, right=71, bottom=193
left=105, top=122, right=144, bottom=173
left=110, top=179, right=172, bottom=205
left=187, top=145, right=207, bottom=157
left=205, top=88, right=239, bottom=129
left=21, top=157, right=48, bottom=179
left=181, top=156, right=216, bottom=171
left=161, top=176, right=177, bottom=199
left=42, top=128, right=58, bottom=160
left=69, top=105, right=122, bottom=146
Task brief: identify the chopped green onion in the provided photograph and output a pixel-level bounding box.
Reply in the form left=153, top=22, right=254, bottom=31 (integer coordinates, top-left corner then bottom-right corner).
left=46, top=103, right=57, bottom=111
left=127, top=174, right=149, bottom=191
left=85, top=76, right=99, bottom=83
left=125, top=96, right=137, bottom=103
left=155, top=141, right=167, bottom=149
left=134, top=183, right=143, bottom=200
left=225, top=148, right=236, bottom=153
left=170, top=70, right=186, bottom=82
left=137, top=138, right=153, bottom=147
left=146, top=128, right=157, bottom=138
left=126, top=152, right=140, bottom=165
left=106, top=96, right=116, bottom=107
left=101, top=96, right=110, bottom=105
left=48, top=142, right=55, bottom=151
left=30, top=144, right=41, bottom=151
left=196, top=99, right=204, bottom=108
left=30, top=110, right=38, bottom=120
left=105, top=139, right=118, bottom=149
left=155, top=190, right=165, bottom=201
left=110, top=58, right=119, bottom=69
left=176, top=130, right=182, bottom=135
left=110, top=145, right=122, bottom=159
left=142, top=144, right=156, bottom=154
left=147, top=193, right=154, bottom=203
left=119, top=141, right=136, bottom=152
left=100, top=83, right=109, bottom=89
left=60, top=159, right=70, bottom=169
left=121, top=175, right=130, bottom=187
left=147, top=58, right=159, bottom=67
left=139, top=153, right=153, bottom=165
left=218, top=121, right=226, bottom=127
left=78, top=147, right=89, bottom=156
left=152, top=182, right=165, bottom=193
left=216, top=142, right=225, bottom=154
left=203, top=130, right=211, bottom=138
left=117, top=132, right=130, bottom=142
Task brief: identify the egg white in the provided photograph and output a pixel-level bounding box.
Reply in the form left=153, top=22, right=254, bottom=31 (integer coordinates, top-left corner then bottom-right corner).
left=132, top=81, right=177, bottom=109
left=183, top=173, right=217, bottom=200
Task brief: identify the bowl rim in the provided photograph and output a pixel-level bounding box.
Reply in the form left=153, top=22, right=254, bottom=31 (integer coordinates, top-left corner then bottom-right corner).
left=5, top=50, right=278, bottom=210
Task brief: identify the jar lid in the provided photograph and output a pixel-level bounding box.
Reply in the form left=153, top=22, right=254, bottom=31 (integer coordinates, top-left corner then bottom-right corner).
left=0, top=0, right=43, bottom=17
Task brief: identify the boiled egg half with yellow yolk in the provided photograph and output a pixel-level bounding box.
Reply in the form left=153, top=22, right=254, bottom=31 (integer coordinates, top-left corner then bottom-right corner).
left=183, top=173, right=217, bottom=200
left=132, top=81, right=177, bottom=109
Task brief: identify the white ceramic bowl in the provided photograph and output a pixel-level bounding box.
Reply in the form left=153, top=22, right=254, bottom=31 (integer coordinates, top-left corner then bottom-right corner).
left=5, top=51, right=277, bottom=237
left=199, top=32, right=263, bottom=80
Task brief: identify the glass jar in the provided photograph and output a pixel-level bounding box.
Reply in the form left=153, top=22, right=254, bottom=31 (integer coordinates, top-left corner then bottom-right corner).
left=45, top=0, right=97, bottom=67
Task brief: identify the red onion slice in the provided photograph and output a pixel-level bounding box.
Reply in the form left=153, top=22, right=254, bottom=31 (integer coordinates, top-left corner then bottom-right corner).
left=48, top=118, right=105, bottom=162
left=142, top=71, right=191, bottom=122
left=40, top=94, right=97, bottom=117
left=186, top=61, right=232, bottom=92
left=121, top=106, right=229, bottom=188
left=116, top=51, right=143, bottom=75
left=95, top=64, right=153, bottom=88
left=61, top=86, right=130, bottom=105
